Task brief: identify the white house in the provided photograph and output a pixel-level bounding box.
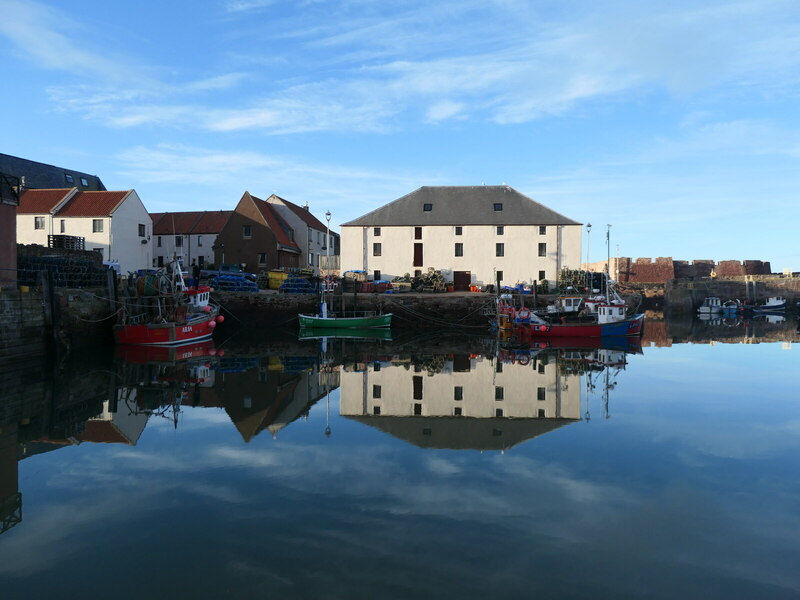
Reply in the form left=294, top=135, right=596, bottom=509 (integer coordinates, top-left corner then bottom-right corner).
left=150, top=211, right=231, bottom=269
left=265, top=194, right=339, bottom=275
left=17, top=188, right=152, bottom=272
left=340, top=185, right=582, bottom=289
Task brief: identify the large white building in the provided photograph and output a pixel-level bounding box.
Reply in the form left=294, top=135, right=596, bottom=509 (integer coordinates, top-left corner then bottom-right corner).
left=17, top=188, right=152, bottom=273
left=340, top=185, right=582, bottom=289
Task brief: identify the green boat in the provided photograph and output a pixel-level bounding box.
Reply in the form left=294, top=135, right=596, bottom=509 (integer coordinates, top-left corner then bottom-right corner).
left=298, top=312, right=392, bottom=329
left=299, top=326, right=393, bottom=341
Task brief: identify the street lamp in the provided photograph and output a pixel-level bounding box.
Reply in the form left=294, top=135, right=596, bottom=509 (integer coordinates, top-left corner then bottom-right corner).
left=586, top=223, right=592, bottom=292
left=324, top=210, right=331, bottom=284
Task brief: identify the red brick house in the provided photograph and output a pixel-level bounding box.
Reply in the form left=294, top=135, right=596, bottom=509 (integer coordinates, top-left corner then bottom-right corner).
left=213, top=192, right=301, bottom=273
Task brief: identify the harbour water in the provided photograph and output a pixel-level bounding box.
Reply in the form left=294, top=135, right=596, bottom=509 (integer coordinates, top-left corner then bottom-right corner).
left=0, top=316, right=798, bottom=599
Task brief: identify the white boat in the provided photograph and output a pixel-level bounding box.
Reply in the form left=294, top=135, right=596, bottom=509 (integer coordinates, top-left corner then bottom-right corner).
left=753, top=296, right=786, bottom=312
left=697, top=297, right=722, bottom=315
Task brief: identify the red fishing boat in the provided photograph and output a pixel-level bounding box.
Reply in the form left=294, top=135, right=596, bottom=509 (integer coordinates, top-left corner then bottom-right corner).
left=115, top=260, right=224, bottom=346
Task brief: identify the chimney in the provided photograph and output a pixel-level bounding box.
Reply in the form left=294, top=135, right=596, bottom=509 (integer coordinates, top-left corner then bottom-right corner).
left=303, top=202, right=309, bottom=211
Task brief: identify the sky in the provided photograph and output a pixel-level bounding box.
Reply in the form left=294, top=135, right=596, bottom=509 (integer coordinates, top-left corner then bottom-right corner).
left=1, top=0, right=798, bottom=271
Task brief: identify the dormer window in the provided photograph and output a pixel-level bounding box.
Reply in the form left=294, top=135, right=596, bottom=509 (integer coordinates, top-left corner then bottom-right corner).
left=65, top=174, right=74, bottom=184
left=493, top=203, right=503, bottom=211
left=423, top=203, right=432, bottom=211
left=80, top=177, right=89, bottom=187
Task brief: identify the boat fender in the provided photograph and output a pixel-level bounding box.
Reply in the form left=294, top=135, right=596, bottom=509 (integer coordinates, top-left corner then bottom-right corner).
left=517, top=307, right=531, bottom=320
left=516, top=353, right=530, bottom=366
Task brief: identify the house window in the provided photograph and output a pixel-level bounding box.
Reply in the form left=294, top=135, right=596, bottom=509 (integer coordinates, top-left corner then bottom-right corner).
left=374, top=362, right=381, bottom=371
left=538, top=243, right=546, bottom=257
left=538, top=409, right=546, bottom=418
left=413, top=375, right=423, bottom=400
left=454, top=386, right=463, bottom=401
left=373, top=406, right=381, bottom=415
left=539, top=270, right=546, bottom=281
left=455, top=243, right=463, bottom=257
left=537, top=387, right=546, bottom=401
left=414, top=270, right=422, bottom=278
left=92, top=247, right=103, bottom=258
left=495, top=386, right=504, bottom=400
left=496, top=243, right=504, bottom=257
left=175, top=235, right=183, bottom=247
left=496, top=226, right=504, bottom=235
left=423, top=203, right=432, bottom=211
left=496, top=361, right=503, bottom=373
left=138, top=224, right=146, bottom=237
left=258, top=253, right=267, bottom=266
left=454, top=407, right=463, bottom=416
left=308, top=252, right=314, bottom=265
left=414, top=227, right=422, bottom=239
left=373, top=270, right=381, bottom=281
left=373, top=385, right=382, bottom=398
left=157, top=256, right=164, bottom=267
left=374, top=227, right=381, bottom=236
left=92, top=219, right=103, bottom=233
left=34, top=216, right=45, bottom=229
left=80, top=177, right=89, bottom=187
left=157, top=236, right=162, bottom=247
left=455, top=226, right=463, bottom=235
left=539, top=226, right=546, bottom=235
left=60, top=219, right=65, bottom=233
left=243, top=225, right=252, bottom=239
left=65, top=174, right=74, bottom=184
left=538, top=363, right=545, bottom=374
left=197, top=236, right=202, bottom=247
left=413, top=403, right=422, bottom=416
left=496, top=270, right=503, bottom=282
left=496, top=408, right=504, bottom=417
left=493, top=203, right=503, bottom=211
left=373, top=243, right=381, bottom=256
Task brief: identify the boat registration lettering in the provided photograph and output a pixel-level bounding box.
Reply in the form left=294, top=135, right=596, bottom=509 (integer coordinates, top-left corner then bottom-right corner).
left=181, top=326, right=193, bottom=333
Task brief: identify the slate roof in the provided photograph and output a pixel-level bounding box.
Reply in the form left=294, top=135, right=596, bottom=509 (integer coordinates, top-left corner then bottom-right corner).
left=342, top=185, right=581, bottom=227
left=17, top=188, right=74, bottom=214
left=150, top=211, right=232, bottom=235
left=251, top=194, right=300, bottom=252
left=270, top=194, right=331, bottom=232
left=0, top=153, right=105, bottom=190
left=58, top=191, right=130, bottom=217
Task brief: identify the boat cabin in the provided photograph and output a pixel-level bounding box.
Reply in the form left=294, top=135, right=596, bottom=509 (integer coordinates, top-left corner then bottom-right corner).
left=546, top=296, right=585, bottom=314
left=597, top=303, right=627, bottom=324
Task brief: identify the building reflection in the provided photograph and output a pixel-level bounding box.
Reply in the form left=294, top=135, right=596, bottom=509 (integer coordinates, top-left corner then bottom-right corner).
left=338, top=338, right=640, bottom=451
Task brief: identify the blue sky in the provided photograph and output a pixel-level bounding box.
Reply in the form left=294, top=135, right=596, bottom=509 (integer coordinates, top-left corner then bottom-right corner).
left=1, top=0, right=798, bottom=270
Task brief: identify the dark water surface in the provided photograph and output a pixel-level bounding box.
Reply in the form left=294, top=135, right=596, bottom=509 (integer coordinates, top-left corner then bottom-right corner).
left=1, top=318, right=799, bottom=599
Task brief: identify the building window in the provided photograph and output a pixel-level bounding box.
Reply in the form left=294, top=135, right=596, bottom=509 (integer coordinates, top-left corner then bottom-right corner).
left=496, top=408, right=504, bottom=417
left=413, top=403, right=422, bottom=416
left=496, top=243, right=504, bottom=257
left=308, top=252, right=314, bottom=265
left=454, top=386, right=463, bottom=401
left=60, top=219, right=65, bottom=233
left=175, top=235, right=183, bottom=247
left=138, top=224, right=146, bottom=237
left=414, top=227, right=422, bottom=240
left=414, top=270, right=422, bottom=278
left=373, top=270, right=381, bottom=281
left=34, top=216, right=45, bottom=230
left=374, top=362, right=381, bottom=371
left=413, top=375, right=423, bottom=400
left=493, top=203, right=503, bottom=211
left=423, top=203, right=432, bottom=211
left=495, top=386, right=504, bottom=400
left=243, top=225, right=252, bottom=239
left=65, top=174, right=74, bottom=184
left=373, top=406, right=381, bottom=415
left=496, top=361, right=503, bottom=373
left=157, top=256, right=164, bottom=267
left=373, top=385, right=382, bottom=399
left=455, top=242, right=463, bottom=257
left=80, top=177, right=89, bottom=187
left=538, top=363, right=545, bottom=374
left=157, top=236, right=162, bottom=247
left=538, top=409, right=546, bottom=418
left=455, top=226, right=463, bottom=235
left=496, top=226, right=504, bottom=235
left=93, top=247, right=103, bottom=258
left=454, top=407, right=463, bottom=416
left=538, top=243, right=546, bottom=257
left=539, top=270, right=546, bottom=281
left=373, top=242, right=382, bottom=256
left=258, top=253, right=267, bottom=266
left=496, top=270, right=503, bottom=282
left=539, top=226, right=546, bottom=235
left=537, top=387, right=546, bottom=401
left=197, top=236, right=202, bottom=247
left=374, top=227, right=381, bottom=236
left=92, top=219, right=103, bottom=233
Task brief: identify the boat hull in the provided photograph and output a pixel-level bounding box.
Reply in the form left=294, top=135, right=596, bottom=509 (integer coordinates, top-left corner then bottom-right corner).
left=299, top=326, right=393, bottom=341
left=298, top=313, right=392, bottom=329
left=516, top=314, right=644, bottom=338
left=114, top=311, right=219, bottom=346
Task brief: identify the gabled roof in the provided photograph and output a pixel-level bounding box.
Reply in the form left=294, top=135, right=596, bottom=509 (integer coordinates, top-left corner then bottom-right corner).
left=194, top=211, right=232, bottom=234
left=269, top=194, right=331, bottom=233
left=58, top=190, right=131, bottom=217
left=17, top=188, right=75, bottom=214
left=342, top=185, right=581, bottom=227
left=250, top=194, right=300, bottom=252
left=151, top=211, right=232, bottom=235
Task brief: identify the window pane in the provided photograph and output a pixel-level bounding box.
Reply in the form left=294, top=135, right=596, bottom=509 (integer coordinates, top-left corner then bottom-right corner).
left=538, top=242, right=546, bottom=257
left=496, top=243, right=504, bottom=257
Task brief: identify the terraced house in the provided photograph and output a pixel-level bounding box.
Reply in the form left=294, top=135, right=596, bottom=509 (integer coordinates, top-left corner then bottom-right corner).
left=340, top=186, right=582, bottom=289
left=150, top=210, right=232, bottom=269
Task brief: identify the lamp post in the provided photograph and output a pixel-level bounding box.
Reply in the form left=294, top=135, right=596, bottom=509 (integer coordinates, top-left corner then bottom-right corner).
left=606, top=224, right=612, bottom=295
left=586, top=223, right=592, bottom=291
left=325, top=210, right=331, bottom=286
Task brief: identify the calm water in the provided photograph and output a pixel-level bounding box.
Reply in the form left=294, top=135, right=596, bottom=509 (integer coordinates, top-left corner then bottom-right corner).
left=1, top=317, right=799, bottom=599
